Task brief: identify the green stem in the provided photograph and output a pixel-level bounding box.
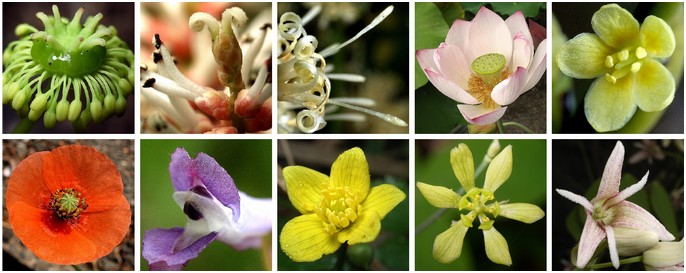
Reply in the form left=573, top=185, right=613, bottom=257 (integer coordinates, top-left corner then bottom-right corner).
left=587, top=256, right=642, bottom=270
left=496, top=120, right=505, bottom=133
left=334, top=243, right=348, bottom=270
left=72, top=265, right=82, bottom=271
left=11, top=118, right=35, bottom=133
left=502, top=121, right=535, bottom=134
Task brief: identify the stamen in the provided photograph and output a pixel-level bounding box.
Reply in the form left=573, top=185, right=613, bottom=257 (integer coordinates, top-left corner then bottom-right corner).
left=605, top=73, right=617, bottom=84
left=617, top=50, right=629, bottom=61
left=319, top=5, right=394, bottom=58
left=635, top=47, right=647, bottom=59
left=630, top=62, right=641, bottom=73
left=605, top=55, right=614, bottom=68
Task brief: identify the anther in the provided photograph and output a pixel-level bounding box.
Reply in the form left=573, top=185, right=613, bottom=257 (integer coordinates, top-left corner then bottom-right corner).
left=605, top=55, right=614, bottom=68
left=605, top=73, right=617, bottom=84
left=630, top=62, right=641, bottom=73
left=635, top=47, right=647, bottom=59
left=618, top=50, right=629, bottom=61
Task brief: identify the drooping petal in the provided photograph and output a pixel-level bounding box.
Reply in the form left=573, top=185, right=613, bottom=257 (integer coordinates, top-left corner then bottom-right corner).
left=483, top=145, right=512, bottom=192
left=457, top=104, right=507, bottom=125
left=169, top=148, right=240, bottom=218
left=634, top=58, right=675, bottom=112
left=556, top=189, right=594, bottom=212
left=450, top=144, right=474, bottom=191
left=435, top=43, right=471, bottom=90
left=522, top=38, right=547, bottom=91
left=445, top=19, right=470, bottom=49
left=143, top=227, right=218, bottom=269
left=640, top=15, right=676, bottom=58
left=605, top=225, right=620, bottom=269
left=509, top=33, right=533, bottom=72
left=362, top=184, right=406, bottom=219
left=330, top=147, right=370, bottom=198
left=424, top=69, right=479, bottom=104
left=483, top=227, right=512, bottom=266
left=279, top=214, right=341, bottom=262
left=605, top=171, right=648, bottom=207
left=499, top=203, right=545, bottom=224
left=576, top=216, right=606, bottom=269
left=504, top=11, right=533, bottom=45
left=490, top=66, right=527, bottom=106
left=283, top=166, right=327, bottom=214
left=557, top=33, right=612, bottom=79
left=584, top=76, right=636, bottom=132
left=416, top=182, right=461, bottom=208
left=613, top=227, right=659, bottom=256
left=591, top=4, right=640, bottom=48
left=432, top=222, right=469, bottom=264
left=416, top=48, right=438, bottom=72
left=466, top=6, right=512, bottom=63
left=611, top=201, right=675, bottom=241
left=336, top=210, right=381, bottom=244
left=593, top=141, right=624, bottom=202
left=223, top=192, right=273, bottom=250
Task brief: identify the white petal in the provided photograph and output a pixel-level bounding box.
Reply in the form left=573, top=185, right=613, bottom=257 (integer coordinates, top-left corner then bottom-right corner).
left=416, top=48, right=438, bottom=72
left=504, top=11, right=533, bottom=44
left=425, top=69, right=479, bottom=104
left=457, top=104, right=507, bottom=125
left=593, top=141, right=624, bottom=202
left=435, top=43, right=471, bottom=90
left=605, top=226, right=620, bottom=269
left=445, top=19, right=470, bottom=49
left=491, top=66, right=528, bottom=105
left=555, top=189, right=593, bottom=212
left=172, top=191, right=235, bottom=251
left=510, top=33, right=533, bottom=71
left=522, top=38, right=547, bottom=91
left=606, top=171, right=648, bottom=207
left=466, top=6, right=512, bottom=63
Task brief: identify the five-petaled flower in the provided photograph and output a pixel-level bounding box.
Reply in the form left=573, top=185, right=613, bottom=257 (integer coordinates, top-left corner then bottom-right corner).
left=6, top=145, right=131, bottom=265
left=416, top=6, right=547, bottom=125
left=142, top=148, right=272, bottom=270
left=417, top=143, right=544, bottom=265
left=280, top=147, right=406, bottom=262
left=557, top=4, right=676, bottom=132
left=556, top=141, right=675, bottom=269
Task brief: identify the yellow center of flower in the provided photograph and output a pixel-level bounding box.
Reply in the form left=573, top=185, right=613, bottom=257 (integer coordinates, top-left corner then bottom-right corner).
left=604, top=46, right=647, bottom=84
left=316, top=185, right=362, bottom=234
left=48, top=188, right=89, bottom=222
left=592, top=198, right=617, bottom=225
left=468, top=53, right=511, bottom=110
left=458, top=188, right=500, bottom=230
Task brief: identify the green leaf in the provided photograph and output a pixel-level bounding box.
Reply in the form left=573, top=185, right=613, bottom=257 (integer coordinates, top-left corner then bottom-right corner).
left=414, top=2, right=449, bottom=89
left=461, top=3, right=484, bottom=15
left=490, top=3, right=545, bottom=17
left=434, top=3, right=465, bottom=25
left=649, top=181, right=678, bottom=236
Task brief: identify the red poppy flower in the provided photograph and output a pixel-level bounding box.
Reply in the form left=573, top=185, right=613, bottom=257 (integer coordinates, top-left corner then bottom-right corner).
left=5, top=145, right=131, bottom=265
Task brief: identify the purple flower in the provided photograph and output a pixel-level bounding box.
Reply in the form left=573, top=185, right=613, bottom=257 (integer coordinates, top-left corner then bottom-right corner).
left=143, top=148, right=272, bottom=270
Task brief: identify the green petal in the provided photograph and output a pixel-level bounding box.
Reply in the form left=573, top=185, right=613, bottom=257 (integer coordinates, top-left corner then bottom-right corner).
left=584, top=76, right=636, bottom=132
left=591, top=4, right=640, bottom=48
left=483, top=227, right=512, bottom=266
left=280, top=214, right=341, bottom=262
left=557, top=33, right=613, bottom=79
left=483, top=145, right=512, bottom=192
left=330, top=147, right=370, bottom=199
left=432, top=222, right=469, bottom=264
left=450, top=144, right=474, bottom=191
left=499, top=203, right=545, bottom=224
left=416, top=182, right=461, bottom=208
left=634, top=58, right=675, bottom=112
left=640, top=15, right=675, bottom=58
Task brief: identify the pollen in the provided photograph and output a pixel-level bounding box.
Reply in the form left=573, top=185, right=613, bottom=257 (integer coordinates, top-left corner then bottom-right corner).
left=467, top=70, right=511, bottom=110
left=316, top=185, right=362, bottom=234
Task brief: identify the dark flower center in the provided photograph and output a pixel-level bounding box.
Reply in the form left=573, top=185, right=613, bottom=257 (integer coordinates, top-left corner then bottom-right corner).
left=48, top=188, right=88, bottom=222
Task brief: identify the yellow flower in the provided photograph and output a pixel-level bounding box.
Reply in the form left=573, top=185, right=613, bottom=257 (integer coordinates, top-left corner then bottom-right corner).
left=280, top=147, right=406, bottom=262
left=557, top=4, right=676, bottom=132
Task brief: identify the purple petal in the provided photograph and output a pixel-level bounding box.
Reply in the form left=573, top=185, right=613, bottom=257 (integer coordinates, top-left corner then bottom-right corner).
left=143, top=228, right=218, bottom=270
left=593, top=141, right=624, bottom=203
left=611, top=201, right=675, bottom=241
left=576, top=215, right=606, bottom=268
left=170, top=148, right=240, bottom=219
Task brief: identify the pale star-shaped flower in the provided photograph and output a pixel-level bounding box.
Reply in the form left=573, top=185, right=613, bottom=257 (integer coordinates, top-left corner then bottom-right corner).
left=556, top=141, right=674, bottom=269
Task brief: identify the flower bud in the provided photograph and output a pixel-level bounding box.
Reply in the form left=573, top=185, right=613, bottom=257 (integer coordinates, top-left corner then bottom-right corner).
left=486, top=140, right=501, bottom=161
left=55, top=100, right=70, bottom=121
left=28, top=108, right=44, bottom=121
left=613, top=227, right=658, bottom=256
left=68, top=100, right=83, bottom=122
left=11, top=88, right=28, bottom=111
left=643, top=240, right=683, bottom=270
left=347, top=244, right=373, bottom=269
left=43, top=109, right=57, bottom=129
left=115, top=95, right=127, bottom=116
left=3, top=82, right=19, bottom=104
left=119, top=78, right=132, bottom=95
left=30, top=93, right=50, bottom=111
left=90, top=99, right=103, bottom=122
left=103, top=94, right=116, bottom=118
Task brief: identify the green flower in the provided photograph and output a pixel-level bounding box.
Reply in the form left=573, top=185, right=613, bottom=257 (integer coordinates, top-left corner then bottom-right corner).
left=557, top=4, right=675, bottom=132
left=416, top=144, right=544, bottom=265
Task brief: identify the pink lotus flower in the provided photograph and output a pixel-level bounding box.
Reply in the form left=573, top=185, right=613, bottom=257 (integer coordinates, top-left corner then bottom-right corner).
left=556, top=141, right=674, bottom=269
left=416, top=7, right=547, bottom=125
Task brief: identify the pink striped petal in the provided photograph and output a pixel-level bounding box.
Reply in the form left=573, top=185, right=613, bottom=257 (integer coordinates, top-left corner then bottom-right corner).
left=457, top=104, right=507, bottom=125
left=416, top=48, right=438, bottom=71
left=425, top=69, right=478, bottom=104
left=556, top=189, right=594, bottom=212
left=435, top=43, right=471, bottom=90
left=576, top=216, right=606, bottom=268
left=504, top=11, right=533, bottom=44
left=522, top=38, right=547, bottom=91
left=605, top=226, right=620, bottom=269
left=510, top=33, right=533, bottom=72
left=592, top=141, right=623, bottom=203
left=606, top=171, right=648, bottom=207
left=491, top=66, right=527, bottom=106
left=466, top=6, right=512, bottom=63
left=612, top=201, right=675, bottom=241
left=445, top=19, right=470, bottom=49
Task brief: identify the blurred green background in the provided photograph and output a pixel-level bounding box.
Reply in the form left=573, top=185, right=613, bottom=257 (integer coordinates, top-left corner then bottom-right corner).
left=415, top=139, right=546, bottom=270
left=140, top=140, right=272, bottom=270
left=277, top=140, right=409, bottom=270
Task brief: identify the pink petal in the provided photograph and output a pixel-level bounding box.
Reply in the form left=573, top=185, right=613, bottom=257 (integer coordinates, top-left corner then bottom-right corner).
left=556, top=189, right=594, bottom=212
left=466, top=6, right=512, bottom=63
left=491, top=66, right=527, bottom=106
left=445, top=19, right=470, bottom=49
left=416, top=48, right=438, bottom=72
left=522, top=38, right=547, bottom=91
left=606, top=171, right=648, bottom=207
left=504, top=11, right=533, bottom=44
left=576, top=216, right=606, bottom=269
left=510, top=33, right=533, bottom=72
left=612, top=201, right=675, bottom=241
left=605, top=226, right=620, bottom=269
left=457, top=104, right=507, bottom=125
left=435, top=43, right=471, bottom=90
left=593, top=141, right=624, bottom=203
left=528, top=19, right=546, bottom=47
left=425, top=69, right=479, bottom=104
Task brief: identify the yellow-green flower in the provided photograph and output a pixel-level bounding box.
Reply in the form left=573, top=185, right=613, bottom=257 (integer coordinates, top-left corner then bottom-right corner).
left=280, top=147, right=406, bottom=262
left=417, top=144, right=544, bottom=265
left=557, top=4, right=676, bottom=132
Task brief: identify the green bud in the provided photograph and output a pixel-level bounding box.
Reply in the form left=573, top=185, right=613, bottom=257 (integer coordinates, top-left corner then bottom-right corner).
left=115, top=95, right=127, bottom=116
left=11, top=89, right=28, bottom=111
left=127, top=70, right=134, bottom=86
left=90, top=99, right=103, bottom=122
left=43, top=109, right=57, bottom=129
left=68, top=100, right=83, bottom=122
left=15, top=23, right=36, bottom=36
left=79, top=106, right=93, bottom=126
left=18, top=104, right=29, bottom=118
left=30, top=93, right=50, bottom=111
left=3, top=82, right=19, bottom=104
left=103, top=94, right=116, bottom=118
left=119, top=78, right=132, bottom=95
left=486, top=140, right=501, bottom=161
left=28, top=108, right=44, bottom=121
left=614, top=227, right=658, bottom=256
left=347, top=244, right=374, bottom=269
left=55, top=100, right=70, bottom=121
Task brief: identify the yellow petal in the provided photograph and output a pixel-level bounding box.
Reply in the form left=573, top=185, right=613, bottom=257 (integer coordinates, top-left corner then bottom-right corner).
left=557, top=33, right=613, bottom=79
left=634, top=58, right=675, bottom=112
left=432, top=222, right=469, bottom=264
left=330, top=147, right=370, bottom=198
left=416, top=182, right=460, bottom=208
left=283, top=166, right=327, bottom=214
left=362, top=184, right=406, bottom=219
left=584, top=76, right=636, bottom=132
left=591, top=4, right=640, bottom=48
left=640, top=15, right=675, bottom=58
left=483, top=145, right=512, bottom=192
left=483, top=227, right=512, bottom=266
left=336, top=211, right=381, bottom=244
left=499, top=203, right=545, bottom=224
left=450, top=144, right=474, bottom=191
left=280, top=214, right=341, bottom=262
